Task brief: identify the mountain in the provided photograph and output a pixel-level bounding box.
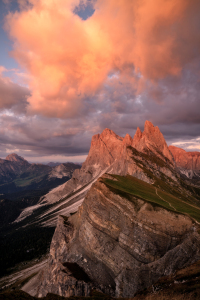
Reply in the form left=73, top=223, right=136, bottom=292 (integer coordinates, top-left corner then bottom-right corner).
left=169, top=145, right=200, bottom=182
left=133, top=120, right=174, bottom=163
left=6, top=153, right=28, bottom=163
left=0, top=156, right=81, bottom=233
left=49, top=163, right=80, bottom=179
left=36, top=175, right=200, bottom=298
left=0, top=155, right=81, bottom=196
left=169, top=145, right=200, bottom=170
left=169, top=145, right=200, bottom=180
left=14, top=121, right=182, bottom=227
left=0, top=153, right=30, bottom=183
left=38, top=121, right=177, bottom=208
left=11, top=120, right=199, bottom=299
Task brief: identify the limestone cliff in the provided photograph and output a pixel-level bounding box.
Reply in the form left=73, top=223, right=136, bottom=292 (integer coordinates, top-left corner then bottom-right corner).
left=36, top=176, right=200, bottom=298
left=169, top=145, right=200, bottom=171
left=133, top=121, right=174, bottom=163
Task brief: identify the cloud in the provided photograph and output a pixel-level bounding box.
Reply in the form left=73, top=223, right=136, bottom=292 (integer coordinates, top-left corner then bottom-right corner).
left=0, top=111, right=95, bottom=161
left=0, top=66, right=30, bottom=112
left=4, top=0, right=200, bottom=118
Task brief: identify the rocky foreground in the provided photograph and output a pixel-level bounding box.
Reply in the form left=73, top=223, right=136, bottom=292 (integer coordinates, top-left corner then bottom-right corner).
left=33, top=174, right=200, bottom=298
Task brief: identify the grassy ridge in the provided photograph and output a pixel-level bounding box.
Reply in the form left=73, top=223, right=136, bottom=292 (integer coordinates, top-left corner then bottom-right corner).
left=128, top=146, right=200, bottom=206
left=102, top=175, right=200, bottom=223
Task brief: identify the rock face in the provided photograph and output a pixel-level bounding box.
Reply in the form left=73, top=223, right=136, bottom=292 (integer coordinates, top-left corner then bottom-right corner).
left=37, top=177, right=200, bottom=298
left=169, top=145, right=200, bottom=171
left=41, top=121, right=176, bottom=205
left=49, top=163, right=81, bottom=179
left=133, top=121, right=174, bottom=163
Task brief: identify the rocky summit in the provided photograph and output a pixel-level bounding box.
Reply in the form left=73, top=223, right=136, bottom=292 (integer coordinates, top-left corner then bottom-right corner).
left=5, top=153, right=28, bottom=163
left=133, top=121, right=174, bottom=163
left=40, top=121, right=177, bottom=206
left=23, top=121, right=200, bottom=299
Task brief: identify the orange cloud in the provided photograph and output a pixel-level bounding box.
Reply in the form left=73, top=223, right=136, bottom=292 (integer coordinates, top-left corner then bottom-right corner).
left=5, top=0, right=200, bottom=117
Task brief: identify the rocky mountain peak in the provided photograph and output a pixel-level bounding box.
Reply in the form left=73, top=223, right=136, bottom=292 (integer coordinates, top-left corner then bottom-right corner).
left=100, top=128, right=123, bottom=142
left=83, top=128, right=124, bottom=171
left=143, top=120, right=165, bottom=142
left=123, top=133, right=133, bottom=146
left=40, top=120, right=178, bottom=208
left=132, top=127, right=142, bottom=147
left=132, top=121, right=174, bottom=163
left=144, top=119, right=155, bottom=131
left=5, top=153, right=28, bottom=164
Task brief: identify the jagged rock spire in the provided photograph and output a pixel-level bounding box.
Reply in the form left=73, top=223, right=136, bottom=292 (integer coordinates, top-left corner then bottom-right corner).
left=132, top=121, right=174, bottom=163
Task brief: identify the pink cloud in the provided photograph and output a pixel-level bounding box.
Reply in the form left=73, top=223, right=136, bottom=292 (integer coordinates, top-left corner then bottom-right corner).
left=4, top=0, right=200, bottom=117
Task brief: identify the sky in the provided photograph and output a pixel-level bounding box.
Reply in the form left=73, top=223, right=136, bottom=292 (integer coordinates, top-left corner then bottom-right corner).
left=0, top=0, right=200, bottom=163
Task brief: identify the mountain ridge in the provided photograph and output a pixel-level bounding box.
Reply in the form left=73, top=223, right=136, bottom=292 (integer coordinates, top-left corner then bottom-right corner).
left=2, top=121, right=200, bottom=298
left=15, top=121, right=200, bottom=227
left=38, top=121, right=178, bottom=209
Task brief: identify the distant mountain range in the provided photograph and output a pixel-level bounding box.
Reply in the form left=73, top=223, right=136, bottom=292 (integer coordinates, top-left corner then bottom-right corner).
left=0, top=153, right=81, bottom=195
left=0, top=155, right=81, bottom=228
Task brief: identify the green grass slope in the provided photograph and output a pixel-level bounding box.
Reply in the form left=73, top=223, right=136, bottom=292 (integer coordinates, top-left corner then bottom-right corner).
left=102, top=174, right=200, bottom=223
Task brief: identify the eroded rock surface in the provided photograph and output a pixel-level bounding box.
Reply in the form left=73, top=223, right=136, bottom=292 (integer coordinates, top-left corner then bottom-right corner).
left=133, top=121, right=174, bottom=163
left=169, top=145, right=200, bottom=171
left=37, top=178, right=200, bottom=298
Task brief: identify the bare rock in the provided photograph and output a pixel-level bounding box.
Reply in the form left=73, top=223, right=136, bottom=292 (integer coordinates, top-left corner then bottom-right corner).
left=37, top=179, right=200, bottom=298
left=133, top=121, right=174, bottom=164
left=169, top=145, right=200, bottom=171
left=42, top=121, right=177, bottom=205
